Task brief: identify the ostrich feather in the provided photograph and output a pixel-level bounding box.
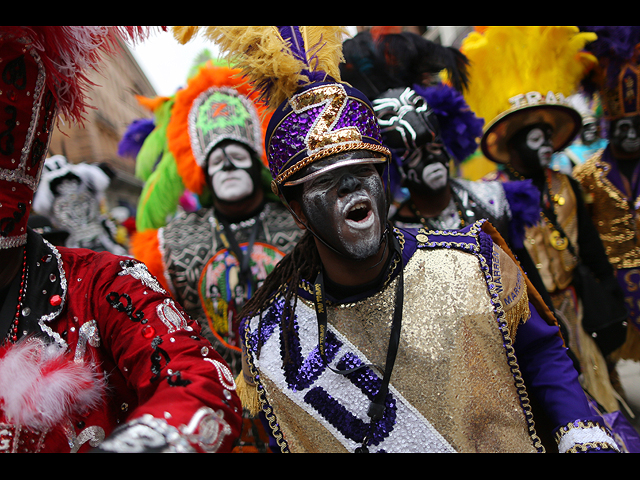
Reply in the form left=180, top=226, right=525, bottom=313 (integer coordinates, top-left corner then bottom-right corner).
left=172, top=26, right=349, bottom=109
left=0, top=338, right=106, bottom=430
left=461, top=26, right=598, bottom=126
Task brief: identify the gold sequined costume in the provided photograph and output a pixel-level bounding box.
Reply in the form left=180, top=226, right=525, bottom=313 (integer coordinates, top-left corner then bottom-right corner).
left=575, top=151, right=640, bottom=362
left=521, top=169, right=621, bottom=414
left=238, top=223, right=619, bottom=453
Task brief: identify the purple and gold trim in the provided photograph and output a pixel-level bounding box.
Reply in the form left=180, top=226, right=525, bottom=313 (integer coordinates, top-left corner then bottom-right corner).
left=266, top=82, right=391, bottom=192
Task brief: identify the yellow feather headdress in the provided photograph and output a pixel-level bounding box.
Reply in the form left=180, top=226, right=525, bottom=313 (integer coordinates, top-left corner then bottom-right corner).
left=461, top=26, right=598, bottom=164
left=173, top=26, right=348, bottom=110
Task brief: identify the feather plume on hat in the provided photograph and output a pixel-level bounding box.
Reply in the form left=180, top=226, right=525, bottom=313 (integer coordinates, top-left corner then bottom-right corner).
left=461, top=26, right=598, bottom=164
left=173, top=26, right=349, bottom=110
left=462, top=26, right=598, bottom=131
left=2, top=27, right=163, bottom=125
left=173, top=27, right=390, bottom=193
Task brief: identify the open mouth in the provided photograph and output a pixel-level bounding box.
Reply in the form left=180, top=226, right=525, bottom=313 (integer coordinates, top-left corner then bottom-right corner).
left=347, top=202, right=370, bottom=222
left=344, top=200, right=375, bottom=229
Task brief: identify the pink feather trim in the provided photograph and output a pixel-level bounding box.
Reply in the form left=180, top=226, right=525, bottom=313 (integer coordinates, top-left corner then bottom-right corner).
left=0, top=338, right=106, bottom=430
left=1, top=26, right=164, bottom=125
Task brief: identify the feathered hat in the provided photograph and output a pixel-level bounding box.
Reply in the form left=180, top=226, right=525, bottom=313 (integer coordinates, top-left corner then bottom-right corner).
left=461, top=26, right=598, bottom=164
left=132, top=59, right=273, bottom=233
left=340, top=30, right=483, bottom=164
left=578, top=26, right=640, bottom=121
left=0, top=27, right=156, bottom=249
left=172, top=26, right=392, bottom=196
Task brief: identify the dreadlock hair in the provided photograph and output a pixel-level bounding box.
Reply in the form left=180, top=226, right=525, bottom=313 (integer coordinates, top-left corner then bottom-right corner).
left=239, top=179, right=322, bottom=365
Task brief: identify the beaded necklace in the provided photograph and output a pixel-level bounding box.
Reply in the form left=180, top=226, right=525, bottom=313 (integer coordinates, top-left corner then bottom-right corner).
left=507, top=164, right=569, bottom=251
left=407, top=196, right=466, bottom=230
left=4, top=247, right=28, bottom=345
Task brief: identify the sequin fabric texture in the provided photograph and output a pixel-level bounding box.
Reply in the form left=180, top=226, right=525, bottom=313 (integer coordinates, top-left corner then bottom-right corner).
left=243, top=225, right=540, bottom=453
left=267, top=85, right=383, bottom=181
left=574, top=152, right=640, bottom=270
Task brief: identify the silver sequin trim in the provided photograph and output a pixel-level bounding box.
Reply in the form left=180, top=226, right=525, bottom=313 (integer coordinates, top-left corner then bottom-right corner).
left=119, top=260, right=167, bottom=295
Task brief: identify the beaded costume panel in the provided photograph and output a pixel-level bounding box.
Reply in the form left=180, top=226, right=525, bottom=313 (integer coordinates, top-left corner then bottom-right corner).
left=160, top=202, right=303, bottom=373
left=524, top=171, right=579, bottom=293
left=243, top=226, right=540, bottom=453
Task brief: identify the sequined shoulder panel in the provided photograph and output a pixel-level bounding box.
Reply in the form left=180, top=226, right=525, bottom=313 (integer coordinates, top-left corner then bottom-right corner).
left=414, top=223, right=530, bottom=340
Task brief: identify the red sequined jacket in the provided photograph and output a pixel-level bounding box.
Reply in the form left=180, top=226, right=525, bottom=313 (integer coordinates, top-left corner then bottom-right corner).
left=0, top=230, right=242, bottom=453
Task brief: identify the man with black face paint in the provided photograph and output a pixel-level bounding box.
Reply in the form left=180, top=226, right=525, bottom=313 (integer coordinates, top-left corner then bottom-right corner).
left=463, top=26, right=629, bottom=418
left=180, top=25, right=623, bottom=454
left=574, top=26, right=640, bottom=371
left=293, top=153, right=388, bottom=263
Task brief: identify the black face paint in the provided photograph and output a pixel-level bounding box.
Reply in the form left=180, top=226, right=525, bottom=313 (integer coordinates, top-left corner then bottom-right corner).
left=301, top=163, right=387, bottom=261
left=373, top=87, right=451, bottom=193
left=403, top=144, right=450, bottom=195
left=610, top=116, right=640, bottom=158
left=581, top=122, right=598, bottom=145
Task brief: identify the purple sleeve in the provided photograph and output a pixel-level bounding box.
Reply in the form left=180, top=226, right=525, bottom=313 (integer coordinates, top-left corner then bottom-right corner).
left=514, top=305, right=604, bottom=429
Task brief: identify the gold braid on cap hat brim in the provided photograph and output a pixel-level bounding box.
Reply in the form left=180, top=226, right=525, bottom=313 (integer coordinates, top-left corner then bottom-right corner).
left=270, top=143, right=392, bottom=194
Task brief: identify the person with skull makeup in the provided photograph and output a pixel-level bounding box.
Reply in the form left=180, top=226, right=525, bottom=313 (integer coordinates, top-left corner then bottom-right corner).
left=573, top=27, right=640, bottom=371
left=550, top=93, right=609, bottom=175
left=341, top=31, right=543, bottom=297
left=462, top=27, right=629, bottom=417
left=0, top=26, right=242, bottom=454
left=131, top=61, right=303, bottom=375
left=129, top=60, right=303, bottom=452
left=172, top=25, right=622, bottom=453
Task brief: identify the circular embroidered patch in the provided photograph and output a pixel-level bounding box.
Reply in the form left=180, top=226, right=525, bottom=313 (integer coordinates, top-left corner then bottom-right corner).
left=198, top=242, right=285, bottom=351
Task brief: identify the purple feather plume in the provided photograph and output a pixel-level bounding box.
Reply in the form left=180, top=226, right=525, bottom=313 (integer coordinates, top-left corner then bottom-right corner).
left=277, top=26, right=307, bottom=64
left=413, top=83, right=485, bottom=163
left=502, top=179, right=541, bottom=249
left=579, top=26, right=640, bottom=88
left=118, top=118, right=155, bottom=158
left=276, top=26, right=332, bottom=85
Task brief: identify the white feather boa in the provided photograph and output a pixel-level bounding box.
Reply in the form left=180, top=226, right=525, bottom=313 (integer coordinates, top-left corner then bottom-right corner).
left=0, top=338, right=106, bottom=430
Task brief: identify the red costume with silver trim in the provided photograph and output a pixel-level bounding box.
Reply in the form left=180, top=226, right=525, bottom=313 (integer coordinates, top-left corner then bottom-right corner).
left=0, top=231, right=241, bottom=452
left=0, top=26, right=242, bottom=453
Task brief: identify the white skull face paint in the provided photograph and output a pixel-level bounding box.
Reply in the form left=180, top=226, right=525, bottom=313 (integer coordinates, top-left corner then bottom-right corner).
left=526, top=127, right=554, bottom=168
left=207, top=143, right=255, bottom=203
left=507, top=123, right=555, bottom=176
left=581, top=122, right=598, bottom=145
left=420, top=161, right=449, bottom=191
left=373, top=87, right=450, bottom=192
left=300, top=162, right=387, bottom=261
left=373, top=88, right=434, bottom=162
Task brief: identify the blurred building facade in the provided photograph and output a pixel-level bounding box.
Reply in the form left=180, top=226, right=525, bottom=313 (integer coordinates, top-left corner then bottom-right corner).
left=47, top=38, right=156, bottom=214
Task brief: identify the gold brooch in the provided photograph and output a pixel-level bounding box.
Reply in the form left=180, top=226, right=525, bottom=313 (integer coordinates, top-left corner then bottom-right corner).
left=549, top=230, right=569, bottom=251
